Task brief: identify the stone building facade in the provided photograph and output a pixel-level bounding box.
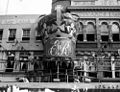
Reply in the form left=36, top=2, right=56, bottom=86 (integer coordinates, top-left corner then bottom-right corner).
left=0, top=0, right=120, bottom=81
left=52, top=0, right=120, bottom=79
left=0, top=15, right=44, bottom=72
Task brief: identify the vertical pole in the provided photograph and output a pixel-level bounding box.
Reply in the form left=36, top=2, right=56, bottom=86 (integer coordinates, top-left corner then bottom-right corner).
left=112, top=63, right=115, bottom=78
left=15, top=51, right=20, bottom=71
left=84, top=60, right=87, bottom=77
left=83, top=56, right=88, bottom=82
left=11, top=86, right=13, bottom=92
left=66, top=69, right=68, bottom=83
left=57, top=61, right=59, bottom=79
left=96, top=18, right=103, bottom=80
left=55, top=5, right=63, bottom=26
left=111, top=56, right=115, bottom=78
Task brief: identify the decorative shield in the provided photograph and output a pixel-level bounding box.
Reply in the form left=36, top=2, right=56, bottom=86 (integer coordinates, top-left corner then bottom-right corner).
left=45, top=37, right=76, bottom=58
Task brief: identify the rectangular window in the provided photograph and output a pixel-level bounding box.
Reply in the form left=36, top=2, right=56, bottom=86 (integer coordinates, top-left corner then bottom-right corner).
left=22, top=28, right=30, bottom=41
left=0, top=29, right=3, bottom=40
left=36, top=30, right=42, bottom=41
left=87, top=34, right=95, bottom=41
left=8, top=29, right=16, bottom=41
left=77, top=34, right=83, bottom=41
left=113, top=34, right=119, bottom=41
left=101, top=35, right=109, bottom=41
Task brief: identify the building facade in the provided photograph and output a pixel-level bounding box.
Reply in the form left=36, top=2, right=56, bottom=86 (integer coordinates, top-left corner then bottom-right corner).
left=52, top=0, right=120, bottom=79
left=0, top=0, right=120, bottom=82
left=0, top=15, right=44, bottom=73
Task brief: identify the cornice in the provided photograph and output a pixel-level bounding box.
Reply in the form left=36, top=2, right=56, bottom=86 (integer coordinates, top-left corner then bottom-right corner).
left=52, top=0, right=71, bottom=4
left=67, top=6, right=120, bottom=11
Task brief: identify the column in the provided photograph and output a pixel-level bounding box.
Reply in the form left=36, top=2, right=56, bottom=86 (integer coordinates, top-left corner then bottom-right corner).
left=28, top=52, right=34, bottom=71
left=109, top=24, right=113, bottom=42
left=0, top=52, right=5, bottom=71
left=83, top=56, right=89, bottom=82
left=111, top=56, right=115, bottom=78
left=14, top=51, right=20, bottom=71
left=96, top=18, right=103, bottom=79
left=96, top=18, right=101, bottom=48
left=83, top=24, right=87, bottom=42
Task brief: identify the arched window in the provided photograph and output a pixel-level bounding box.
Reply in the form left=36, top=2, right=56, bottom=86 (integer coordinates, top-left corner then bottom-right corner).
left=100, top=22, right=109, bottom=41
left=86, top=22, right=96, bottom=41
left=77, top=22, right=84, bottom=41
left=111, top=22, right=120, bottom=41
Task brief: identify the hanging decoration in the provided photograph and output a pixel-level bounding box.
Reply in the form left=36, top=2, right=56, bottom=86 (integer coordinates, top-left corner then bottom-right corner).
left=37, top=5, right=80, bottom=59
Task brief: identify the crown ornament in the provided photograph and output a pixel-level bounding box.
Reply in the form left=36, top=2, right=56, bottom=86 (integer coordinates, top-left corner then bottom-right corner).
left=37, top=5, right=79, bottom=58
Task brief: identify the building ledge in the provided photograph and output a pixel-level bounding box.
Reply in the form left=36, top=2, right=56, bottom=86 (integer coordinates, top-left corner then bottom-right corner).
left=20, top=41, right=30, bottom=43
left=77, top=41, right=97, bottom=44
left=67, top=6, right=120, bottom=11
left=35, top=40, right=42, bottom=43
left=6, top=41, right=15, bottom=43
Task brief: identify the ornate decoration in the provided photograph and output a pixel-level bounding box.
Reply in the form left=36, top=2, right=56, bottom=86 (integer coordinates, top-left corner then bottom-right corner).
left=37, top=6, right=79, bottom=58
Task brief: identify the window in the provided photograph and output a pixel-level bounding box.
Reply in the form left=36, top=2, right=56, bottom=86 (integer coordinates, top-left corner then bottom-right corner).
left=77, top=22, right=84, bottom=41
left=111, top=23, right=120, bottom=41
left=36, top=30, right=42, bottom=41
left=5, top=52, right=15, bottom=72
left=100, top=22, right=109, bottom=41
left=8, top=29, right=16, bottom=41
left=22, top=28, right=30, bottom=41
left=86, top=22, right=96, bottom=41
left=0, top=29, right=3, bottom=40
left=77, top=34, right=83, bottom=41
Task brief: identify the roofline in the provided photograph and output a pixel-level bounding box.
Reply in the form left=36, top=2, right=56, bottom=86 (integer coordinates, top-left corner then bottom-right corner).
left=67, top=6, right=120, bottom=11
left=52, top=0, right=71, bottom=4
left=71, top=0, right=97, bottom=2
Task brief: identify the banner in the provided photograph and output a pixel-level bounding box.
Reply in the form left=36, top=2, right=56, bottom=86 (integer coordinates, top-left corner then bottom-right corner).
left=45, top=37, right=76, bottom=58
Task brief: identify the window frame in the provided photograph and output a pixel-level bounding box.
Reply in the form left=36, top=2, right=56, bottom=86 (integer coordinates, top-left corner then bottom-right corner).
left=86, top=22, right=96, bottom=41
left=0, top=29, right=3, bottom=41
left=8, top=29, right=16, bottom=41
left=22, top=28, right=30, bottom=41
left=35, top=30, right=42, bottom=41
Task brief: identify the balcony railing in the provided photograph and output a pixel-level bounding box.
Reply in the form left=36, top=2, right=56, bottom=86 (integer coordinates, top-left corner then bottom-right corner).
left=0, top=60, right=119, bottom=82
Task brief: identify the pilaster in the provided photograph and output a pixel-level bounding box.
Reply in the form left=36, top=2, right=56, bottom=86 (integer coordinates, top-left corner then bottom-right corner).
left=109, top=24, right=113, bottom=42
left=96, top=18, right=101, bottom=48
left=83, top=24, right=87, bottom=42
